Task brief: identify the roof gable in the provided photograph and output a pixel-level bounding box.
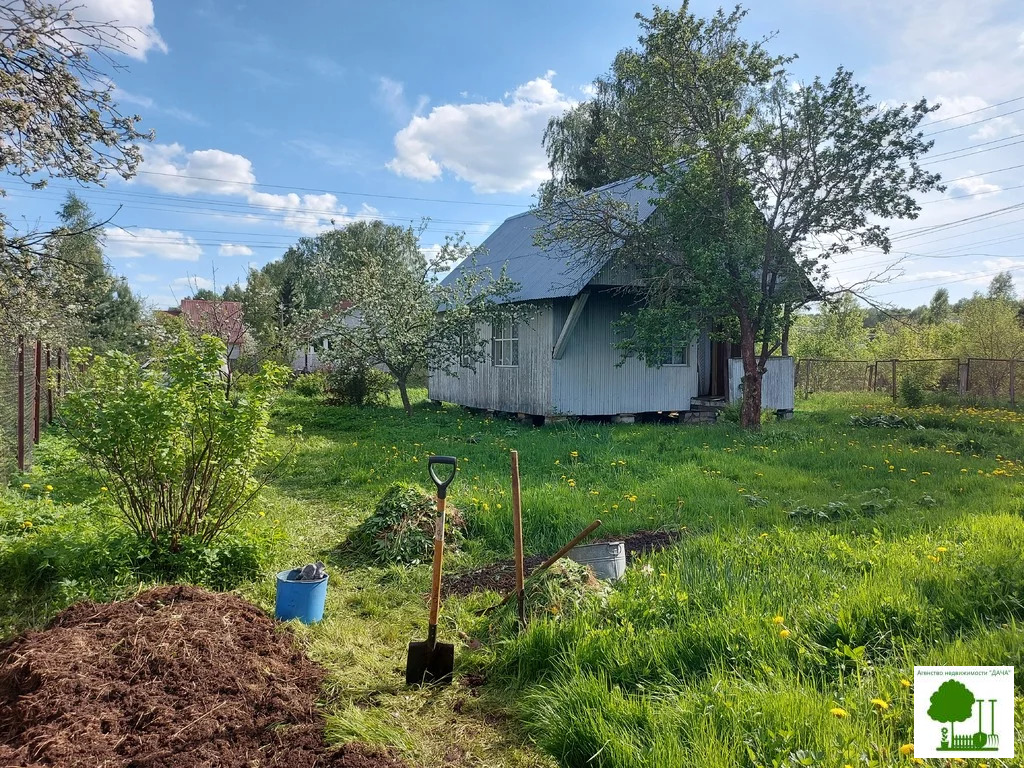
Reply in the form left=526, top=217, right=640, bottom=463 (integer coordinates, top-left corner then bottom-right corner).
left=441, top=174, right=660, bottom=303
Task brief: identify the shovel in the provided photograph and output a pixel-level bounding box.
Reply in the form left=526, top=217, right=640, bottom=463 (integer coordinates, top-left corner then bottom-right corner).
left=406, top=455, right=457, bottom=686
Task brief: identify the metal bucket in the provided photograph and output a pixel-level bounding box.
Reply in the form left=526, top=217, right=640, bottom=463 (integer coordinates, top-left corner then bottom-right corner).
left=568, top=541, right=626, bottom=582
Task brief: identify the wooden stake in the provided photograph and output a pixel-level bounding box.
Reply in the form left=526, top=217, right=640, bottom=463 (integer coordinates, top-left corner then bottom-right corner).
left=510, top=450, right=525, bottom=627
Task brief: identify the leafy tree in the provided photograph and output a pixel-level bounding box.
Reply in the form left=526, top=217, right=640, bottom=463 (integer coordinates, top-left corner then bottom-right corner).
left=51, top=193, right=145, bottom=352
left=928, top=288, right=952, bottom=325
left=538, top=4, right=941, bottom=428
left=222, top=283, right=246, bottom=302
left=0, top=0, right=151, bottom=334
left=987, top=271, right=1016, bottom=302
left=315, top=220, right=520, bottom=414
left=60, top=333, right=290, bottom=550
left=190, top=288, right=220, bottom=301
left=928, top=679, right=976, bottom=742
left=958, top=296, right=1024, bottom=397
left=789, top=293, right=869, bottom=360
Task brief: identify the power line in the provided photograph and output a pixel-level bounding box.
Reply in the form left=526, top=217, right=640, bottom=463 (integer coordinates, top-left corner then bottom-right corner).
left=925, top=95, right=1024, bottom=126
left=920, top=136, right=1024, bottom=166
left=922, top=105, right=1024, bottom=137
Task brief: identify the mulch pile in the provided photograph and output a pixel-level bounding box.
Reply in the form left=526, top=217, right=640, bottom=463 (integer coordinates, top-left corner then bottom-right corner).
left=444, top=529, right=682, bottom=597
left=0, top=585, right=407, bottom=768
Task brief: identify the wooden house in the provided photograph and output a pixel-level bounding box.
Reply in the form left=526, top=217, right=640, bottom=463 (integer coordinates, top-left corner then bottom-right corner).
left=428, top=176, right=795, bottom=422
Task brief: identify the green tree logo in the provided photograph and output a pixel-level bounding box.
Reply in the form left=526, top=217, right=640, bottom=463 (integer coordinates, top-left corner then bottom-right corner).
left=928, top=679, right=999, bottom=752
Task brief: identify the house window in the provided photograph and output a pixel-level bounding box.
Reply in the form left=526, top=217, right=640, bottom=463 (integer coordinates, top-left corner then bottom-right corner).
left=660, top=340, right=690, bottom=366
left=491, top=319, right=519, bottom=367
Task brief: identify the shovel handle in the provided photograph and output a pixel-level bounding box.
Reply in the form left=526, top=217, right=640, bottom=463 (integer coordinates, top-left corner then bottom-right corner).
left=429, top=456, right=457, bottom=499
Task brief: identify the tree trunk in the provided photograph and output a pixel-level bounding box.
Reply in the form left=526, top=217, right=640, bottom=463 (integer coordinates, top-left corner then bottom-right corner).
left=781, top=304, right=792, bottom=357
left=397, top=377, right=412, bottom=416
left=738, top=315, right=763, bottom=431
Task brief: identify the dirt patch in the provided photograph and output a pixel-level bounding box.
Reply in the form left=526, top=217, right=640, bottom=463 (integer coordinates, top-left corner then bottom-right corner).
left=444, top=529, right=682, bottom=597
left=0, top=585, right=407, bottom=768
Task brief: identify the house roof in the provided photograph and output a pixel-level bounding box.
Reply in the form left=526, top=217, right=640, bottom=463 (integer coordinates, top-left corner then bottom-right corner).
left=441, top=174, right=659, bottom=303
left=179, top=299, right=245, bottom=345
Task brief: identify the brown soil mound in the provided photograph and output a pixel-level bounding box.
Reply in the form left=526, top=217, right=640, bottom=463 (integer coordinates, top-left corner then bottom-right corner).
left=0, top=585, right=406, bottom=768
left=444, top=529, right=682, bottom=597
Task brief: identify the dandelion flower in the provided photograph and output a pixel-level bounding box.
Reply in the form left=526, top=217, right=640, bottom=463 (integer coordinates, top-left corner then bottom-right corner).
left=927, top=555, right=940, bottom=563
left=21, top=483, right=30, bottom=490
left=900, top=678, right=911, bottom=688
left=22, top=520, right=32, bottom=528
left=871, top=698, right=889, bottom=710
left=100, top=486, right=108, bottom=492
left=772, top=616, right=784, bottom=624
left=570, top=450, right=579, bottom=458
left=830, top=707, right=849, bottom=718
left=779, top=629, right=792, bottom=639
left=936, top=546, right=947, bottom=553
left=45, top=485, right=53, bottom=492
left=898, top=743, right=914, bottom=756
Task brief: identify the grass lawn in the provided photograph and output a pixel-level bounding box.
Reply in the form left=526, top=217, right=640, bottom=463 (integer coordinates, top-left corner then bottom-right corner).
left=3, top=390, right=1024, bottom=766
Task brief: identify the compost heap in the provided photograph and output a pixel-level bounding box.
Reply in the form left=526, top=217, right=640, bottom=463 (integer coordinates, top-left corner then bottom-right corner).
left=0, top=585, right=405, bottom=768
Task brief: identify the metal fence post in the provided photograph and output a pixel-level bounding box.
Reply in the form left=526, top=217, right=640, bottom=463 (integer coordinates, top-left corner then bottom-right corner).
left=16, top=336, right=25, bottom=471
left=891, top=359, right=897, bottom=402
left=804, top=359, right=811, bottom=399
left=33, top=339, right=41, bottom=445
left=45, top=344, right=52, bottom=424
left=56, top=348, right=62, bottom=399
left=1011, top=359, right=1017, bottom=407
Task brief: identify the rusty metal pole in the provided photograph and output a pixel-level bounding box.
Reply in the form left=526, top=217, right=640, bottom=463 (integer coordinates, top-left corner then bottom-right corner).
left=45, top=344, right=52, bottom=424
left=16, top=336, right=25, bottom=471
left=33, top=339, right=41, bottom=444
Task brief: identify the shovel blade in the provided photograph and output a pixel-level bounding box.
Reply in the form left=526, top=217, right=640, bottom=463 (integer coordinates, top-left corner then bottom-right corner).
left=405, top=640, right=454, bottom=686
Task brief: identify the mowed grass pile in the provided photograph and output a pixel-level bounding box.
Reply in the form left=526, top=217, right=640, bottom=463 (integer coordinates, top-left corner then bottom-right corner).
left=5, top=390, right=1024, bottom=766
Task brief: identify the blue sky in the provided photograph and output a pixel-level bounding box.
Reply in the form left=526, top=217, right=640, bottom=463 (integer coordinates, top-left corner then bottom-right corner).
left=8, top=0, right=1024, bottom=309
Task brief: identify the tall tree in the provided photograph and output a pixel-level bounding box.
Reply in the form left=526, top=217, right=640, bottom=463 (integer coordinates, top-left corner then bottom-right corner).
left=51, top=194, right=144, bottom=352
left=538, top=4, right=942, bottom=428
left=0, top=0, right=151, bottom=335
left=315, top=221, right=520, bottom=415
left=987, top=271, right=1016, bottom=302
left=927, top=288, right=951, bottom=325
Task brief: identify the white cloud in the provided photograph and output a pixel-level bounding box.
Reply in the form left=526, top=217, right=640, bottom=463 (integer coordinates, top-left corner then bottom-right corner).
left=173, top=276, right=214, bottom=291
left=114, top=88, right=204, bottom=125
left=218, top=244, right=254, bottom=257
left=75, top=0, right=167, bottom=60
left=387, top=70, right=574, bottom=194
left=104, top=227, right=202, bottom=261
left=133, top=273, right=159, bottom=282
left=948, top=175, right=1001, bottom=196
left=138, top=143, right=256, bottom=195
left=375, top=76, right=429, bottom=122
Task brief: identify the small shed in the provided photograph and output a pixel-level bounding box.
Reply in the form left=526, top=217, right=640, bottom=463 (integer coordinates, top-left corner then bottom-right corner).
left=428, top=176, right=795, bottom=421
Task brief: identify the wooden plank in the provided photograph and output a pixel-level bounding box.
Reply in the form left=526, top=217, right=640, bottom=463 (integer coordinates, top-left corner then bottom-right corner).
left=552, top=291, right=589, bottom=360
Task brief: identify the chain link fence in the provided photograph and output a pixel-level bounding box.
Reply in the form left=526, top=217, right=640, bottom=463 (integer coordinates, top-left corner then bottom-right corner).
left=797, top=357, right=1024, bottom=405
left=0, top=336, right=66, bottom=483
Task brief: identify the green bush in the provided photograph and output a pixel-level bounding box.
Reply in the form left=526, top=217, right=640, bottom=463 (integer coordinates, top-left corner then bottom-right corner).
left=898, top=376, right=925, bottom=407
left=326, top=365, right=394, bottom=406
left=292, top=370, right=328, bottom=397
left=345, top=483, right=464, bottom=565
left=59, top=333, right=289, bottom=551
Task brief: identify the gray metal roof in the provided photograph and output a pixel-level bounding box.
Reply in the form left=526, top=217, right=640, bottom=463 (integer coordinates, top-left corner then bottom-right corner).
left=441, top=174, right=660, bottom=303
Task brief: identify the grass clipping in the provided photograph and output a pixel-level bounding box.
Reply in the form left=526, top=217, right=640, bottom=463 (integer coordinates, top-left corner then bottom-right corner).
left=345, top=483, right=466, bottom=566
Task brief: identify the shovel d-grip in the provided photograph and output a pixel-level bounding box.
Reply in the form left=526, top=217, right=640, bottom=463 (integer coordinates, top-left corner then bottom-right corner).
left=428, top=455, right=457, bottom=499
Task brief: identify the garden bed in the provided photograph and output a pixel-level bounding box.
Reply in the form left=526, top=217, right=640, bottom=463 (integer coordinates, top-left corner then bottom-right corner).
left=443, top=528, right=681, bottom=597
left=0, top=586, right=405, bottom=768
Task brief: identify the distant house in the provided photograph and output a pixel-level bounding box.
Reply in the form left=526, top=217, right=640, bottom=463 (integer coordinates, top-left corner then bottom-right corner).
left=427, top=176, right=796, bottom=422
left=177, top=299, right=247, bottom=365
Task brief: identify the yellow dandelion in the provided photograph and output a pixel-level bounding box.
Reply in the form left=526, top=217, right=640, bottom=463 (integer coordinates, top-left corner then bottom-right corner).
left=570, top=450, right=578, bottom=458
left=779, top=629, right=792, bottom=639
left=900, top=678, right=911, bottom=688
left=22, top=520, right=33, bottom=528
left=100, top=486, right=108, bottom=492
left=898, top=743, right=914, bottom=756
left=936, top=546, right=948, bottom=553
left=927, top=555, right=940, bottom=563
left=21, top=483, right=30, bottom=489
left=870, top=698, right=889, bottom=710
left=45, top=484, right=53, bottom=492
left=830, top=707, right=849, bottom=718
left=772, top=615, right=784, bottom=625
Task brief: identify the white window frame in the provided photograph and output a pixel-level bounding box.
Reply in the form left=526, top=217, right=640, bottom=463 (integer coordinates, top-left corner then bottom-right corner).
left=491, top=319, right=519, bottom=367
left=660, top=340, right=690, bottom=366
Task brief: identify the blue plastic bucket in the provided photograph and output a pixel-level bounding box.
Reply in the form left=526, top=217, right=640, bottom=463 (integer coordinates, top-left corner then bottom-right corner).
left=275, top=569, right=328, bottom=623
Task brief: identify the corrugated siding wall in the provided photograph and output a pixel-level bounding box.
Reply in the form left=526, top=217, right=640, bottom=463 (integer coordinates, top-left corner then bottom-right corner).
left=427, top=303, right=553, bottom=414
left=727, top=356, right=796, bottom=410
left=551, top=292, right=698, bottom=415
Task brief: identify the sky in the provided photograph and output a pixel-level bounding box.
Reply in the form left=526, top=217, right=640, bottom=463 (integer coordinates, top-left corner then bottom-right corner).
left=6, top=0, right=1024, bottom=310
